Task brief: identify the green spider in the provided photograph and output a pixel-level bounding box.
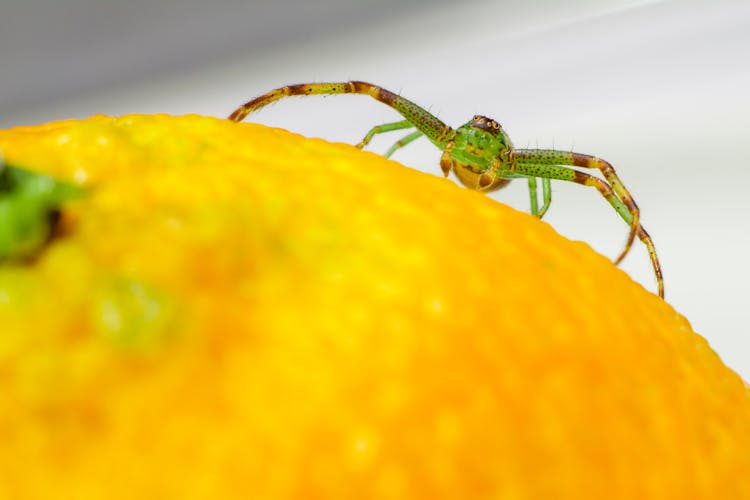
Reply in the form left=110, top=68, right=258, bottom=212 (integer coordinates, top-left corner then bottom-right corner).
left=228, top=81, right=663, bottom=298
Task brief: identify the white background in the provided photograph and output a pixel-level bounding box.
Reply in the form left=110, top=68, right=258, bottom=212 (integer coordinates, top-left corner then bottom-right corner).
left=2, top=0, right=748, bottom=379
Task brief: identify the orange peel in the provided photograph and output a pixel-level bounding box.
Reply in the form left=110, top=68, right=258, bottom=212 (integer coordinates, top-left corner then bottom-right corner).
left=0, top=114, right=748, bottom=499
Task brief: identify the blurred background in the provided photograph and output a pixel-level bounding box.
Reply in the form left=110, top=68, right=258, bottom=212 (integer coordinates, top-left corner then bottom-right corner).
left=2, top=0, right=748, bottom=378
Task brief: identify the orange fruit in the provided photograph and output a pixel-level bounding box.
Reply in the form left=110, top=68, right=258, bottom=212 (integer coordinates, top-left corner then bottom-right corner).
left=0, top=114, right=747, bottom=499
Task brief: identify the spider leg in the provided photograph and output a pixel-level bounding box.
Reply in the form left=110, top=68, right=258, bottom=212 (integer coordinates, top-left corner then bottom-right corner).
left=356, top=120, right=414, bottom=149
left=513, top=156, right=663, bottom=298
left=527, top=177, right=539, bottom=216
left=385, top=130, right=423, bottom=158
left=228, top=81, right=456, bottom=149
left=539, top=177, right=551, bottom=218
left=635, top=225, right=664, bottom=298
left=515, top=150, right=639, bottom=265
left=440, top=141, right=456, bottom=178
left=572, top=153, right=639, bottom=264
left=526, top=177, right=552, bottom=219
left=356, top=121, right=422, bottom=158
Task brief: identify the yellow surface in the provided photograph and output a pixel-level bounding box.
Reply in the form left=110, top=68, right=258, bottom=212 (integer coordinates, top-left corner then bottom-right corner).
left=0, top=114, right=748, bottom=499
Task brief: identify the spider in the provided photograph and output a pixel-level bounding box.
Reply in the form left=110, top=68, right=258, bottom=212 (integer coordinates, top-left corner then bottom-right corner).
left=228, top=81, right=663, bottom=298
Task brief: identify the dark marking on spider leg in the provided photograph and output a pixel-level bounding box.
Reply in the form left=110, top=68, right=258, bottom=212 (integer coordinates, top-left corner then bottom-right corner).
left=348, top=81, right=454, bottom=147
left=570, top=153, right=639, bottom=265
left=229, top=86, right=291, bottom=121
left=229, top=83, right=356, bottom=121
left=571, top=170, right=664, bottom=297
left=571, top=170, right=621, bottom=206
left=229, top=81, right=456, bottom=148
left=637, top=225, right=664, bottom=298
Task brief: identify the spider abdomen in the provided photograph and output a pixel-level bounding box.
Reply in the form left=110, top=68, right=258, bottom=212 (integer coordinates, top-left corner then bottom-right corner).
left=452, top=159, right=511, bottom=192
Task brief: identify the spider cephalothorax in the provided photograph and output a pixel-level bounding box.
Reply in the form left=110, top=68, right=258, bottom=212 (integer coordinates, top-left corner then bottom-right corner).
left=441, top=115, right=516, bottom=191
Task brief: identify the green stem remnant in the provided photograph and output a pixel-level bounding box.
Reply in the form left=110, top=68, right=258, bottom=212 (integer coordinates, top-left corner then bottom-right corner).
left=0, top=163, right=83, bottom=261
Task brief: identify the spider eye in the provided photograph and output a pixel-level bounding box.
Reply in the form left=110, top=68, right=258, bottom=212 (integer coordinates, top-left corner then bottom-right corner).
left=470, top=115, right=503, bottom=135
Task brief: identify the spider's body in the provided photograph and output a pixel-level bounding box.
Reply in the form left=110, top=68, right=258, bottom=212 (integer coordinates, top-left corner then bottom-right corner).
left=446, top=115, right=515, bottom=191
left=229, top=81, right=664, bottom=298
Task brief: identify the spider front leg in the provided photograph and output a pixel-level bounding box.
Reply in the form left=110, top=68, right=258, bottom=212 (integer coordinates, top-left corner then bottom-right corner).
left=513, top=150, right=663, bottom=298
left=228, top=81, right=455, bottom=152
left=516, top=150, right=640, bottom=264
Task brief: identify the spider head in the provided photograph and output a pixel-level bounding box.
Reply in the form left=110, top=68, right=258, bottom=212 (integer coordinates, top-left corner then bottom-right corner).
left=446, top=115, right=514, bottom=191
left=453, top=115, right=514, bottom=166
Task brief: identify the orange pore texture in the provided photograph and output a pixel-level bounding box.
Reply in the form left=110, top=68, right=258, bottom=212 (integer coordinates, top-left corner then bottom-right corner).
left=0, top=115, right=747, bottom=499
